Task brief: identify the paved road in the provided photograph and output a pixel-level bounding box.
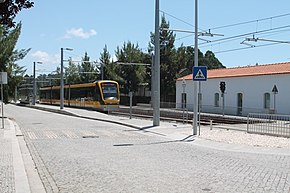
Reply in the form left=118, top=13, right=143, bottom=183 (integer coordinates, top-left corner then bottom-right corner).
left=5, top=105, right=290, bottom=193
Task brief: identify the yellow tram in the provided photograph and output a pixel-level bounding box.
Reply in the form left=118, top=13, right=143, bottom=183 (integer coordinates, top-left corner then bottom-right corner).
left=39, top=80, right=120, bottom=111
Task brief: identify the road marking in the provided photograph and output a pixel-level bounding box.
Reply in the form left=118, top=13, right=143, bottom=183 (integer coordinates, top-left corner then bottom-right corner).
left=62, top=130, right=79, bottom=139
left=45, top=131, right=58, bottom=139
left=27, top=132, right=37, bottom=139
left=81, top=130, right=98, bottom=137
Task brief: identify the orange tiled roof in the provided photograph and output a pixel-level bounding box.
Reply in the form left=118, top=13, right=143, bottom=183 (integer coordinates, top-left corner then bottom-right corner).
left=177, top=62, right=290, bottom=81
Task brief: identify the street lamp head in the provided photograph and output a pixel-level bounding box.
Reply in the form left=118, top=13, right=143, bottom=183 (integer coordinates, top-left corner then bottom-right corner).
left=64, top=48, right=73, bottom=51
left=36, top=61, right=43, bottom=64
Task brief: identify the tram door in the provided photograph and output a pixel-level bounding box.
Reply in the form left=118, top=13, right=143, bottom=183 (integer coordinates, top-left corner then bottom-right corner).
left=237, top=93, right=243, bottom=116
left=80, top=98, right=85, bottom=107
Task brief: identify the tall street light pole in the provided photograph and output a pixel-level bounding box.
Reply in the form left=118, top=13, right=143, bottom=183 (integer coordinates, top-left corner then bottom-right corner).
left=153, top=0, right=160, bottom=126
left=193, top=0, right=199, bottom=135
left=60, top=47, right=73, bottom=110
left=32, top=61, right=42, bottom=105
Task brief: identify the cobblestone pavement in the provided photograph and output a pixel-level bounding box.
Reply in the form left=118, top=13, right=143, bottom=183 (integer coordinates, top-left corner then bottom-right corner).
left=5, top=105, right=290, bottom=193
left=0, top=117, right=32, bottom=193
left=22, top=127, right=290, bottom=193
left=0, top=127, right=15, bottom=193
left=200, top=126, right=290, bottom=149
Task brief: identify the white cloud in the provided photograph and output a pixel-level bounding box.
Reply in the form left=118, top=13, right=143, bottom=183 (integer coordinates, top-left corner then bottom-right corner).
left=32, top=51, right=59, bottom=65
left=64, top=28, right=97, bottom=39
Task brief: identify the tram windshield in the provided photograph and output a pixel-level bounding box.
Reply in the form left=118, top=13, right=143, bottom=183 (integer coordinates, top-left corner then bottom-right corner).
left=101, top=83, right=118, bottom=100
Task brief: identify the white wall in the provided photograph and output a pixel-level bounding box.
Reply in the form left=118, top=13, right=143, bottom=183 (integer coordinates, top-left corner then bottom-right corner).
left=176, top=74, right=290, bottom=115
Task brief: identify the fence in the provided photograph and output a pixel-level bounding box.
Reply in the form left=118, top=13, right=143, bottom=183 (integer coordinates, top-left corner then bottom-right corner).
left=161, top=102, right=269, bottom=117
left=247, top=113, right=290, bottom=138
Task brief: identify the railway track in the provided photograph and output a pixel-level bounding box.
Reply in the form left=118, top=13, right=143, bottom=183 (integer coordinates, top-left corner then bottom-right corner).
left=111, top=106, right=249, bottom=125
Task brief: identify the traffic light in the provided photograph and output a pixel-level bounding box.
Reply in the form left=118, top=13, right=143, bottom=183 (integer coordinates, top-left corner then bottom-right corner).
left=220, top=81, right=226, bottom=93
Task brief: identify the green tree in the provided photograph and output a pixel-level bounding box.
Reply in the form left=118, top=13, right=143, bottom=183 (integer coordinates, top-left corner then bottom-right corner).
left=115, top=41, right=147, bottom=94
left=99, top=45, right=119, bottom=81
left=0, top=23, right=30, bottom=102
left=149, top=16, right=226, bottom=102
left=44, top=67, right=61, bottom=86
left=65, top=58, right=80, bottom=84
left=79, top=52, right=98, bottom=83
left=7, top=63, right=27, bottom=101
left=200, top=50, right=225, bottom=69
left=0, top=0, right=34, bottom=27
left=150, top=15, right=177, bottom=101
left=175, top=46, right=225, bottom=78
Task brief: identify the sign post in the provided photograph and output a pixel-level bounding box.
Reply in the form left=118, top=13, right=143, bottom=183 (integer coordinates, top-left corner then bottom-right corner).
left=129, top=91, right=133, bottom=119
left=272, top=85, right=278, bottom=113
left=192, top=66, right=207, bottom=135
left=0, top=72, right=8, bottom=129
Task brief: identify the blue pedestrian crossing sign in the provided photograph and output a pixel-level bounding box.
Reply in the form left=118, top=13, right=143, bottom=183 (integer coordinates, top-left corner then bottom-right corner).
left=193, top=66, right=207, bottom=81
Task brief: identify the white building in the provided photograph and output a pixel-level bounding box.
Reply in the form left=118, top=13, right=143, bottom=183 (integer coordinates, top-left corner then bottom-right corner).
left=176, top=62, right=290, bottom=116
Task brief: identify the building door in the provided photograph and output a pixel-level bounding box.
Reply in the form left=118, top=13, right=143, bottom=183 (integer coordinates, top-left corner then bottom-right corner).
left=237, top=93, right=243, bottom=116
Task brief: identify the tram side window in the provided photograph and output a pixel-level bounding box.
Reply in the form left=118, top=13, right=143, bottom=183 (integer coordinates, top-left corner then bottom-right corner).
left=70, top=87, right=95, bottom=101
left=46, top=90, right=50, bottom=99
left=64, top=88, right=70, bottom=100
left=70, top=88, right=80, bottom=100
left=41, top=90, right=51, bottom=99
left=85, top=87, right=94, bottom=101
left=52, top=89, right=60, bottom=99
left=40, top=91, right=45, bottom=99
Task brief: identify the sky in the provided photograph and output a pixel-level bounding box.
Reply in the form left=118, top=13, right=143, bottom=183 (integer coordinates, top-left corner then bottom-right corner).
left=14, top=0, right=290, bottom=76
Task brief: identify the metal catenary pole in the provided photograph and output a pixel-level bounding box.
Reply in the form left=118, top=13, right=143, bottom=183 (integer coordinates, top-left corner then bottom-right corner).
left=1, top=83, right=3, bottom=128
left=153, top=0, right=160, bottom=126
left=32, top=62, right=36, bottom=105
left=193, top=0, right=199, bottom=135
left=60, top=48, right=64, bottom=109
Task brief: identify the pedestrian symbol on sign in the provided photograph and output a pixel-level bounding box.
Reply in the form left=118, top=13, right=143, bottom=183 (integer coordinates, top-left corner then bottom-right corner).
left=195, top=69, right=205, bottom=79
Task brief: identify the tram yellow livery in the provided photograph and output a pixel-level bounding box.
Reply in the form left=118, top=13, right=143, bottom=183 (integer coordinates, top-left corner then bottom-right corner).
left=39, top=80, right=120, bottom=111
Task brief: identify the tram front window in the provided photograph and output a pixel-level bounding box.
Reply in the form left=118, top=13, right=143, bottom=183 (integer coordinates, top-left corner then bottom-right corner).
left=102, top=86, right=118, bottom=100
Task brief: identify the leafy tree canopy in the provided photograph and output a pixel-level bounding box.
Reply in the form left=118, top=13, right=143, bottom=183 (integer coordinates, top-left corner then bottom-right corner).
left=0, top=23, right=30, bottom=102
left=0, top=0, right=34, bottom=28
left=115, top=41, right=148, bottom=94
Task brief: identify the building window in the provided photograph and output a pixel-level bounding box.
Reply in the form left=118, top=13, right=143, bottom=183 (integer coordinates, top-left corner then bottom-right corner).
left=237, top=93, right=243, bottom=116
left=214, top=93, right=219, bottom=107
left=264, top=93, right=270, bottom=109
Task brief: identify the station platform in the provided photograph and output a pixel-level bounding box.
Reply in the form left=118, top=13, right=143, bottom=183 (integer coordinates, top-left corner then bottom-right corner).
left=25, top=103, right=290, bottom=155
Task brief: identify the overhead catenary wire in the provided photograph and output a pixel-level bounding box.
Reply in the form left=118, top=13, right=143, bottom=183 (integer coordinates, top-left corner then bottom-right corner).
left=214, top=42, right=279, bottom=54
left=199, top=24, right=290, bottom=46
left=161, top=10, right=290, bottom=39
left=209, top=13, right=290, bottom=31
left=160, top=9, right=290, bottom=53
left=160, top=10, right=207, bottom=33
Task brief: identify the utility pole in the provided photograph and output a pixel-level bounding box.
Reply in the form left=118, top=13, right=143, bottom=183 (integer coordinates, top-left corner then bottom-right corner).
left=193, top=0, right=199, bottom=135
left=153, top=0, right=160, bottom=126
left=60, top=48, right=64, bottom=109
left=60, top=47, right=73, bottom=110
left=32, top=61, right=42, bottom=105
